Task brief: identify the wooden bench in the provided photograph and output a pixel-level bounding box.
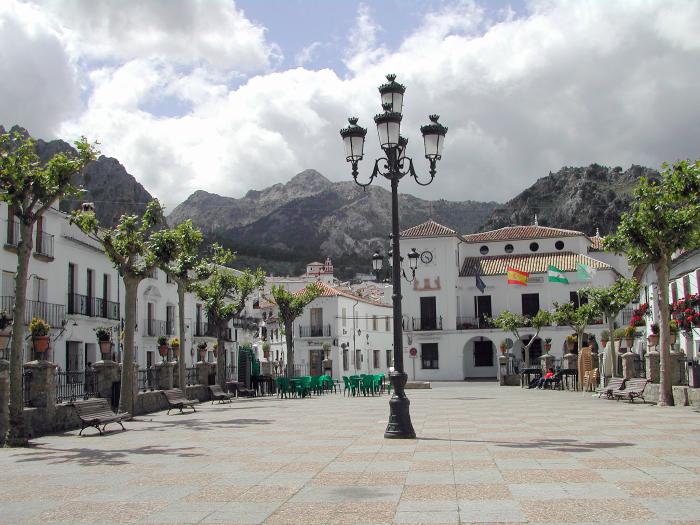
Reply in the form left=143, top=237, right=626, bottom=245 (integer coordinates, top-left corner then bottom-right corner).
left=163, top=389, right=197, bottom=414
left=612, top=378, right=649, bottom=403
left=209, top=384, right=233, bottom=404
left=596, top=377, right=625, bottom=399
left=70, top=398, right=129, bottom=436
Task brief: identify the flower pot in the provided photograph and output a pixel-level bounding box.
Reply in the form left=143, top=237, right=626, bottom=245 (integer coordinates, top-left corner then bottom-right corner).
left=601, top=338, right=609, bottom=348
left=172, top=345, right=179, bottom=358
left=543, top=344, right=551, bottom=354
left=0, top=326, right=11, bottom=352
left=624, top=337, right=634, bottom=349
left=647, top=334, right=659, bottom=347
left=32, top=335, right=49, bottom=354
left=98, top=340, right=112, bottom=357
left=263, top=349, right=270, bottom=359
left=499, top=346, right=507, bottom=354
left=158, top=345, right=168, bottom=357
left=198, top=350, right=206, bottom=361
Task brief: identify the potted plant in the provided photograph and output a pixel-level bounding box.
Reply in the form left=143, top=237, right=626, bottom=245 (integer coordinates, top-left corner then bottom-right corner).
left=600, top=329, right=610, bottom=347
left=565, top=335, right=577, bottom=352
left=0, top=309, right=12, bottom=351
left=29, top=317, right=50, bottom=354
left=543, top=338, right=552, bottom=354
left=263, top=341, right=271, bottom=359
left=623, top=325, right=636, bottom=349
left=170, top=337, right=180, bottom=358
left=157, top=335, right=169, bottom=358
left=669, top=319, right=679, bottom=345
left=647, top=323, right=659, bottom=347
left=95, top=326, right=112, bottom=357
left=197, top=340, right=207, bottom=361
left=499, top=340, right=508, bottom=354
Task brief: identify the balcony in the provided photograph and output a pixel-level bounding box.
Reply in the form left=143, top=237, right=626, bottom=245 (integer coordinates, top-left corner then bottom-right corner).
left=456, top=316, right=494, bottom=330
left=0, top=296, right=65, bottom=327
left=34, top=230, right=54, bottom=259
left=67, top=293, right=119, bottom=320
left=409, top=317, right=443, bottom=331
left=299, top=324, right=331, bottom=337
left=194, top=321, right=217, bottom=337
left=142, top=318, right=167, bottom=337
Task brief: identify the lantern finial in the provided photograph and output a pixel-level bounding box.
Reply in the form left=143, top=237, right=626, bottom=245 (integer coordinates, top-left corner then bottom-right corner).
left=348, top=117, right=359, bottom=125
left=386, top=73, right=397, bottom=82
left=381, top=102, right=393, bottom=112
left=429, top=114, right=440, bottom=123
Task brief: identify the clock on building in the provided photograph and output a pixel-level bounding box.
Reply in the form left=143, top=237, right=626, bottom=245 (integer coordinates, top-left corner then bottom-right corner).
left=420, top=250, right=433, bottom=264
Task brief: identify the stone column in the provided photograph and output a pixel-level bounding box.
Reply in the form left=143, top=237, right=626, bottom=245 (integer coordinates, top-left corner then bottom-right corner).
left=540, top=353, right=555, bottom=374
left=92, top=360, right=120, bottom=401
left=621, top=352, right=638, bottom=380
left=171, top=361, right=180, bottom=388
left=498, top=354, right=508, bottom=386
left=0, top=359, right=9, bottom=446
left=196, top=361, right=211, bottom=385
left=23, top=360, right=57, bottom=410
left=154, top=361, right=174, bottom=390
left=670, top=350, right=686, bottom=385
left=646, top=350, right=660, bottom=383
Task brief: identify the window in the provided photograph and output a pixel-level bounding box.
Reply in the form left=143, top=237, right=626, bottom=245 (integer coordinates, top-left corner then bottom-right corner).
left=166, top=305, right=175, bottom=334
left=696, top=269, right=700, bottom=292
left=86, top=268, right=94, bottom=316
left=521, top=293, right=540, bottom=317
left=504, top=244, right=514, bottom=254
left=355, top=349, right=362, bottom=370
left=473, top=340, right=493, bottom=367
left=421, top=343, right=439, bottom=369
left=529, top=242, right=539, bottom=252
left=569, top=291, right=588, bottom=308
left=343, top=347, right=349, bottom=371
left=682, top=275, right=691, bottom=298
left=555, top=240, right=565, bottom=250
left=385, top=316, right=390, bottom=331
left=479, top=245, right=489, bottom=255
left=166, top=273, right=173, bottom=284
left=671, top=283, right=678, bottom=303
left=147, top=302, right=155, bottom=336
left=386, top=349, right=393, bottom=368
left=373, top=349, right=380, bottom=368
left=372, top=315, right=378, bottom=331
left=6, top=206, right=18, bottom=246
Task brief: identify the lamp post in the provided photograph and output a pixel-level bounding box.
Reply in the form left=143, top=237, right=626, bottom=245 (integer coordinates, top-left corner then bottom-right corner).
left=340, top=74, right=447, bottom=439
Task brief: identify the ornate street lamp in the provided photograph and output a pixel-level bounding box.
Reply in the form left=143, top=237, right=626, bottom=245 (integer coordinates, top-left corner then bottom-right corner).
left=340, top=74, right=447, bottom=439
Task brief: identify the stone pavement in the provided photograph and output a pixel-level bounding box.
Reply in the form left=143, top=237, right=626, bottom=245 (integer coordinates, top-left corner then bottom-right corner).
left=1, top=382, right=700, bottom=525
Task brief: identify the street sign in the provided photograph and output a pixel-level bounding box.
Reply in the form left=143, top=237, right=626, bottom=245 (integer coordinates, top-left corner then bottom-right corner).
left=409, top=347, right=417, bottom=357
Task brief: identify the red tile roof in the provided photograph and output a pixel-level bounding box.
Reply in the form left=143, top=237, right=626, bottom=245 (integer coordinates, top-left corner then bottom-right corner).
left=588, top=235, right=605, bottom=251
left=462, top=225, right=584, bottom=243
left=401, top=219, right=457, bottom=238
left=294, top=281, right=391, bottom=307
left=459, top=251, right=612, bottom=277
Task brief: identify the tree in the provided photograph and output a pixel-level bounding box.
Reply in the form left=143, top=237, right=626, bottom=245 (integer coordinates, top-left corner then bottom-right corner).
left=192, top=246, right=265, bottom=388
left=150, top=220, right=204, bottom=389
left=582, top=277, right=640, bottom=377
left=604, top=159, right=700, bottom=406
left=71, top=200, right=164, bottom=415
left=490, top=309, right=551, bottom=366
left=551, top=301, right=599, bottom=356
left=0, top=131, right=96, bottom=446
left=270, top=284, right=321, bottom=377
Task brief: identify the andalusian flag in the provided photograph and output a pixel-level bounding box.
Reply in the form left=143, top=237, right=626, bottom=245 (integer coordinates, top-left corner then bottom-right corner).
left=576, top=262, right=595, bottom=281
left=507, top=267, right=529, bottom=286
left=547, top=265, right=568, bottom=284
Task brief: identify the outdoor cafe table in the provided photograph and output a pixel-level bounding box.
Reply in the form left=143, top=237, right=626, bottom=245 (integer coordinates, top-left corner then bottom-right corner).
left=560, top=368, right=578, bottom=390
left=520, top=367, right=542, bottom=388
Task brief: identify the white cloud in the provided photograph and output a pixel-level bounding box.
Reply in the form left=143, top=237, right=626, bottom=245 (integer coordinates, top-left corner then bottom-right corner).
left=3, top=0, right=700, bottom=213
left=295, top=42, right=323, bottom=67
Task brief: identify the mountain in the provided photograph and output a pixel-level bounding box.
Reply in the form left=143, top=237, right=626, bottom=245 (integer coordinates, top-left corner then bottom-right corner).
left=480, top=164, right=659, bottom=236
left=169, top=169, right=500, bottom=277
left=1, top=125, right=154, bottom=227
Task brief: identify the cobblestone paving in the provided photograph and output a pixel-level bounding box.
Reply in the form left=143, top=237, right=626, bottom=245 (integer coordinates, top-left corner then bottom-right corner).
left=2, top=382, right=700, bottom=524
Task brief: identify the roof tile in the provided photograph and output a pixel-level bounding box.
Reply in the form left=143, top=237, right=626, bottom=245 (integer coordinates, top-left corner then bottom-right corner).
left=401, top=219, right=457, bottom=238
left=294, top=281, right=391, bottom=307
left=462, top=225, right=584, bottom=243
left=459, top=251, right=612, bottom=277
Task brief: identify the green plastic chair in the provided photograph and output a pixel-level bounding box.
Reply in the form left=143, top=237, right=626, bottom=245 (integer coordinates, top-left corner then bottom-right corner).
left=309, top=375, right=321, bottom=395
left=297, top=376, right=312, bottom=398
left=360, top=375, right=375, bottom=396
left=275, top=376, right=291, bottom=398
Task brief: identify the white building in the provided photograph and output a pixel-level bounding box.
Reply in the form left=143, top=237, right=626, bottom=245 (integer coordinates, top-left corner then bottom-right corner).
left=399, top=219, right=631, bottom=381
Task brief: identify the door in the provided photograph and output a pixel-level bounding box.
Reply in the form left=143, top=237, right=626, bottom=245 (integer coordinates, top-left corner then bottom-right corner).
left=68, top=263, right=76, bottom=313
left=86, top=269, right=94, bottom=316
left=475, top=295, right=492, bottom=328
left=309, top=349, right=324, bottom=376
left=420, top=297, right=437, bottom=330
left=66, top=341, right=81, bottom=372
left=521, top=293, right=540, bottom=317
left=102, top=274, right=109, bottom=317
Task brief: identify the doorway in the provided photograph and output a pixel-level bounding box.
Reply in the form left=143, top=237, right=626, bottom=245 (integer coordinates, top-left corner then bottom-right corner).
left=420, top=297, right=437, bottom=330
left=309, top=349, right=324, bottom=376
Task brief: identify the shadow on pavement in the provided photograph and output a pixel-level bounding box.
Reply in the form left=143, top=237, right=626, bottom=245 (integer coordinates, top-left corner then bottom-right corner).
left=419, top=436, right=634, bottom=453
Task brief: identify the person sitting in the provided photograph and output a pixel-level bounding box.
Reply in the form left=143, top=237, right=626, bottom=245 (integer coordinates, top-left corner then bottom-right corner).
left=529, top=368, right=555, bottom=389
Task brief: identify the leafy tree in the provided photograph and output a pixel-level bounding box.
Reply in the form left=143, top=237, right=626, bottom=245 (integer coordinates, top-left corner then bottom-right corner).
left=490, top=309, right=551, bottom=366
left=71, top=200, right=164, bottom=415
left=270, top=284, right=321, bottom=377
left=150, top=220, right=204, bottom=389
left=582, top=277, right=640, bottom=376
left=0, top=131, right=96, bottom=446
left=604, top=159, right=700, bottom=406
left=551, top=302, right=599, bottom=356
left=192, top=245, right=265, bottom=388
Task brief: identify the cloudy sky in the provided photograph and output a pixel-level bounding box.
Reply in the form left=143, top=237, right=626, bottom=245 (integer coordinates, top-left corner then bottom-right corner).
left=1, top=0, right=699, bottom=210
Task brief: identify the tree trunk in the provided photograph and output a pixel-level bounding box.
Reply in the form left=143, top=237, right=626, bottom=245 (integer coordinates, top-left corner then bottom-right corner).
left=176, top=282, right=186, bottom=391
left=216, top=319, right=226, bottom=389
left=119, top=275, right=140, bottom=414
left=654, top=259, right=674, bottom=406
left=285, top=320, right=294, bottom=377
left=7, top=221, right=33, bottom=446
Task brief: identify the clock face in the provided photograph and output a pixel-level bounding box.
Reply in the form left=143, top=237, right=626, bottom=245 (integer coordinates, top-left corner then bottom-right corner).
left=420, top=250, right=433, bottom=264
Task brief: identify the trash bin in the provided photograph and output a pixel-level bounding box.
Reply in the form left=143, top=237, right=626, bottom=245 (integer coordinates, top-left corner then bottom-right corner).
left=688, top=361, right=700, bottom=388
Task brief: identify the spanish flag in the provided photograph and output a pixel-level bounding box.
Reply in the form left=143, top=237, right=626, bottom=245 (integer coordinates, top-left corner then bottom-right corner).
left=507, top=267, right=529, bottom=286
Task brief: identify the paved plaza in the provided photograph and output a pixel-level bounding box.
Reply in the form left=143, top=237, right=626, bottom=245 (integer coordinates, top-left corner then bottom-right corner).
left=1, top=383, right=700, bottom=525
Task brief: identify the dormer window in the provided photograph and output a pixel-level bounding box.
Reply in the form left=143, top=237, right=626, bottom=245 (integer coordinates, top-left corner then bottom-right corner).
left=555, top=240, right=565, bottom=250
left=529, top=242, right=539, bottom=252
left=504, top=244, right=514, bottom=254
left=479, top=245, right=489, bottom=255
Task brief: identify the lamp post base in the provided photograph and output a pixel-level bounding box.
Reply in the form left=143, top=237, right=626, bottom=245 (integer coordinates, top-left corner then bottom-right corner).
left=384, top=371, right=416, bottom=439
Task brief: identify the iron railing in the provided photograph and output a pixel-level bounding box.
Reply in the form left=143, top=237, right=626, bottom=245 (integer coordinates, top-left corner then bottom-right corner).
left=456, top=316, right=494, bottom=330
left=67, top=293, right=119, bottom=320
left=142, top=318, right=167, bottom=337
left=280, top=364, right=309, bottom=377
left=194, top=321, right=217, bottom=337
left=35, top=231, right=54, bottom=258
left=409, top=316, right=443, bottom=331
left=138, top=368, right=156, bottom=391
left=165, top=319, right=176, bottom=335
left=619, top=308, right=634, bottom=326
left=55, top=369, right=98, bottom=404
left=186, top=366, right=198, bottom=385
left=1, top=296, right=65, bottom=327
left=298, top=324, right=331, bottom=337
left=225, top=364, right=236, bottom=381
